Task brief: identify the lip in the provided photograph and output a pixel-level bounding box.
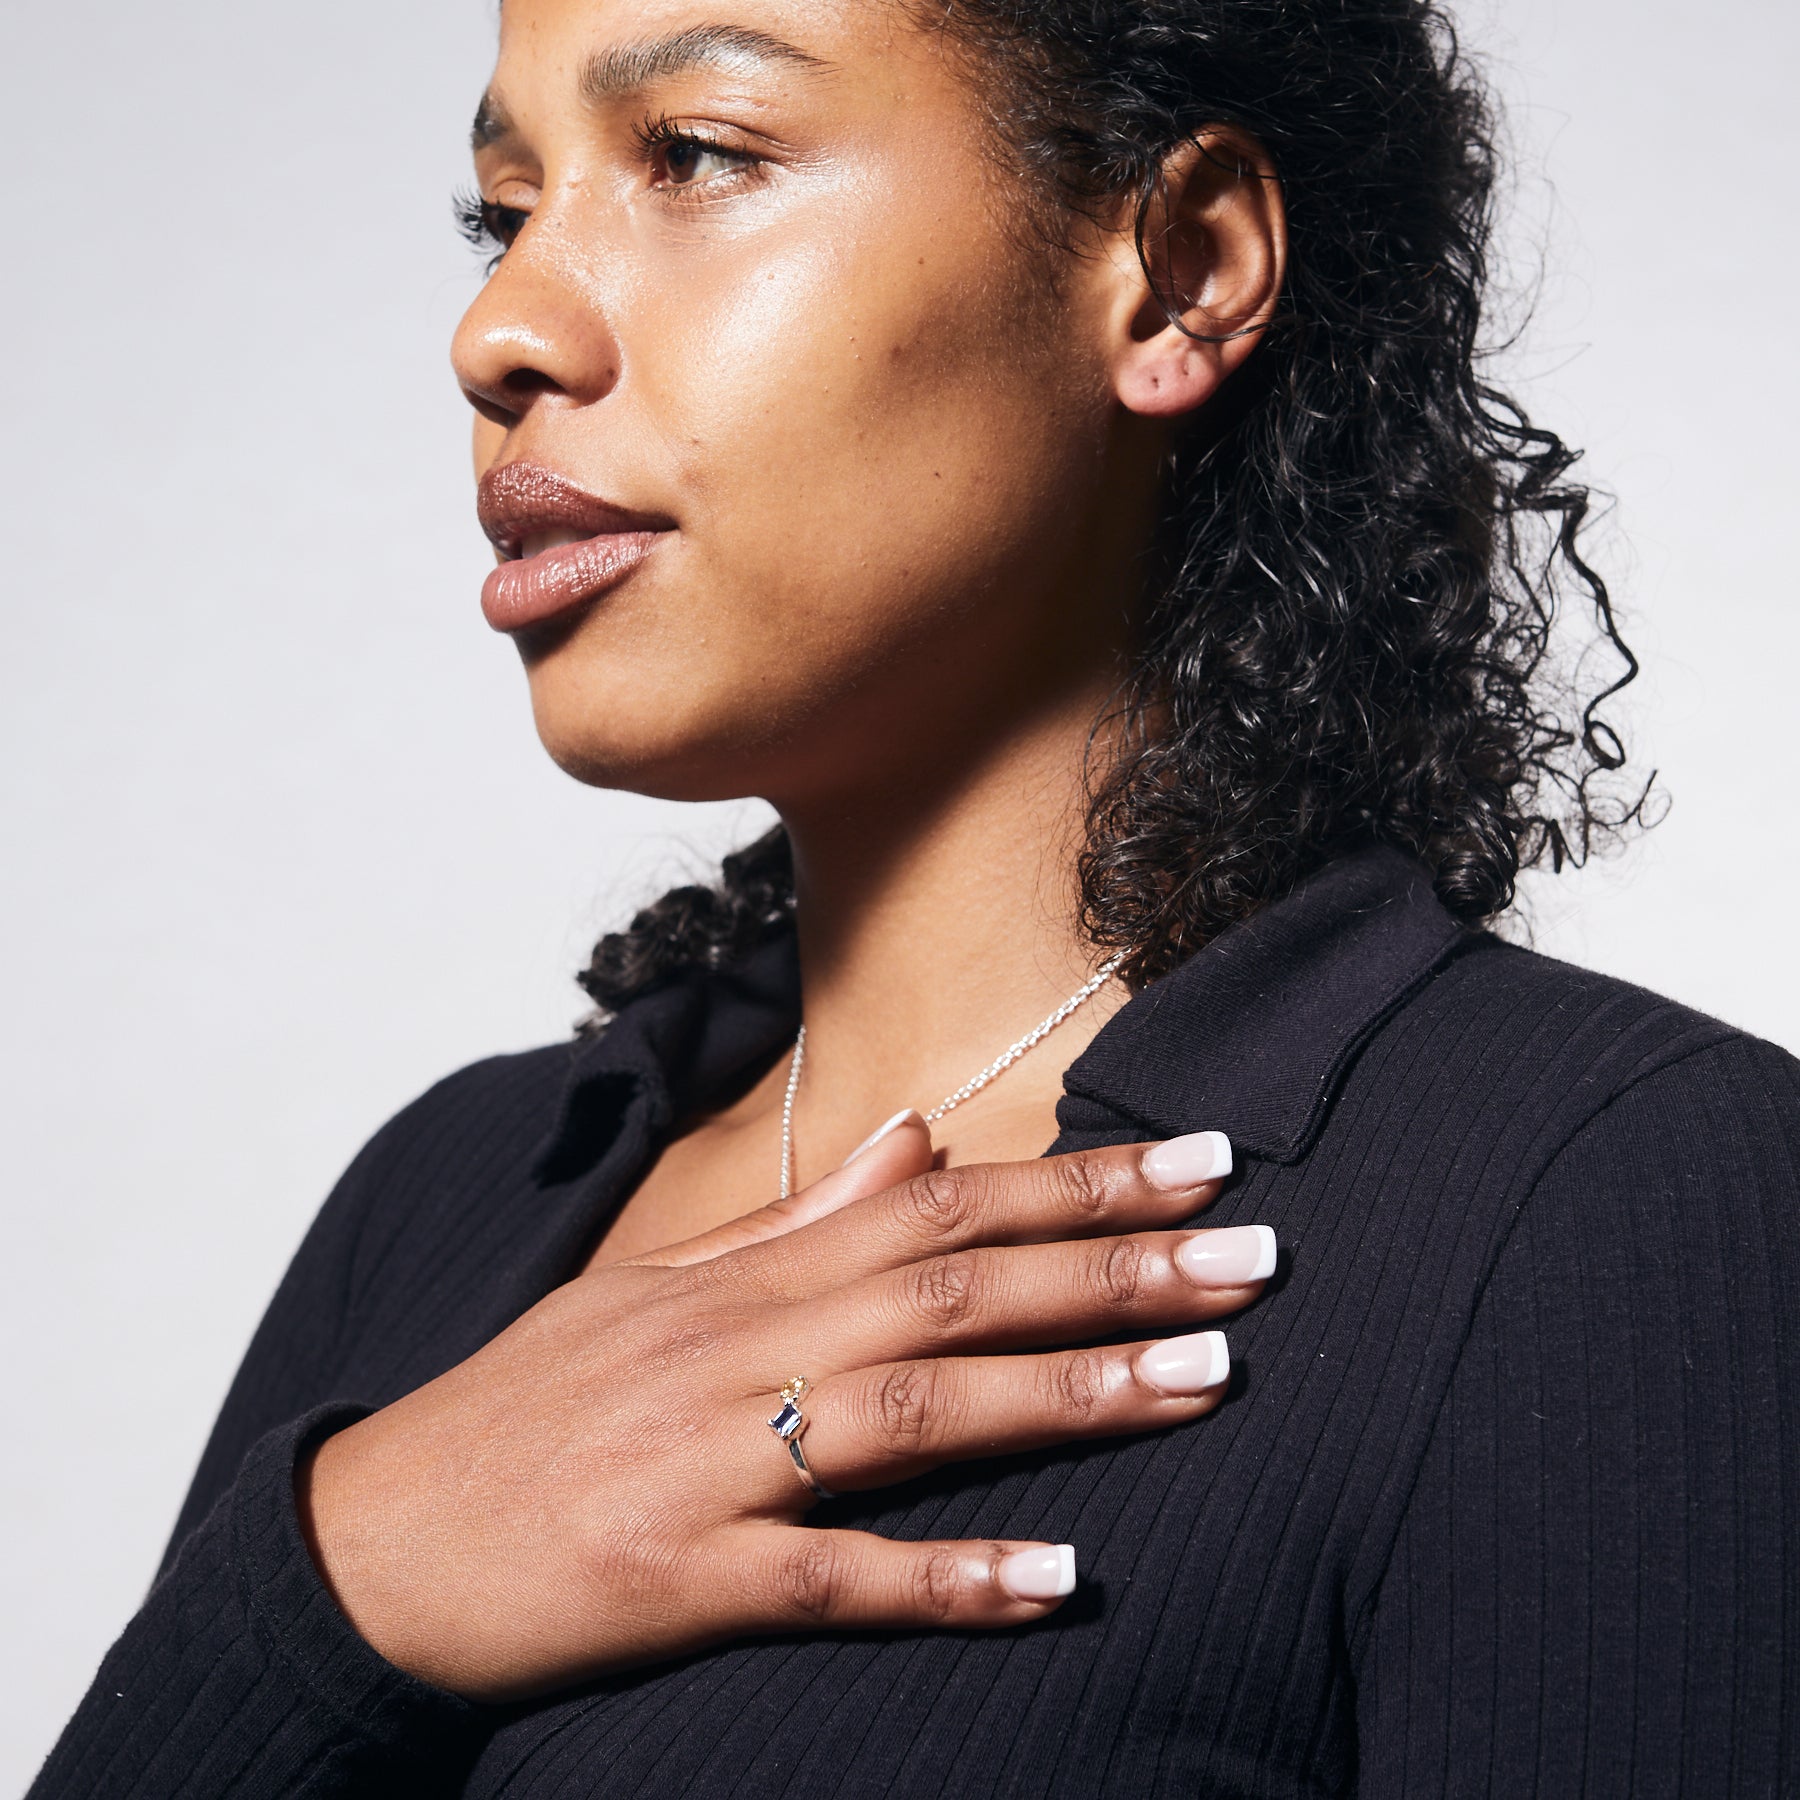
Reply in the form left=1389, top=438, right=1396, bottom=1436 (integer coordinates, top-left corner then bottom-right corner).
left=476, top=461, right=674, bottom=633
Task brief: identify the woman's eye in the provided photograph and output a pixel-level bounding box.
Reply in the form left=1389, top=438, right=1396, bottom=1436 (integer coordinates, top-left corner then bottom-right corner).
left=486, top=204, right=529, bottom=246
left=653, top=135, right=748, bottom=190
left=454, top=188, right=529, bottom=267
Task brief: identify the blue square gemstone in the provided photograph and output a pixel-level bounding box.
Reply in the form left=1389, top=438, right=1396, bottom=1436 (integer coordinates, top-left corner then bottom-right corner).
left=770, top=1400, right=804, bottom=1440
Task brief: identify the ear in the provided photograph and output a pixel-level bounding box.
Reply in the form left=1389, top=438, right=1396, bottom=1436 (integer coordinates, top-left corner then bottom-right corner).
left=1103, top=129, right=1287, bottom=420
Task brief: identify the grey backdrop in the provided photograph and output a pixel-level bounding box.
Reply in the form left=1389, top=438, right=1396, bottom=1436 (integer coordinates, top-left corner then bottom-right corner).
left=3, top=0, right=1796, bottom=1788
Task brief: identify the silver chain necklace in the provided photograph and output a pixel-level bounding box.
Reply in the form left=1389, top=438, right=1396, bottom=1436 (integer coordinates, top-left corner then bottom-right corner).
left=779, top=951, right=1127, bottom=1199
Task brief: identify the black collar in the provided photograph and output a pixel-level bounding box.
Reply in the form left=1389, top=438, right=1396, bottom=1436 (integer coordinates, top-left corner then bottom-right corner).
left=532, top=845, right=1466, bottom=1181
left=1054, top=846, right=1467, bottom=1160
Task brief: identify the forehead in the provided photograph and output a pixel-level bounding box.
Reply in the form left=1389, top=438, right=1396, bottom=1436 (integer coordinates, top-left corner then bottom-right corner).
left=477, top=0, right=950, bottom=152
left=491, top=0, right=895, bottom=72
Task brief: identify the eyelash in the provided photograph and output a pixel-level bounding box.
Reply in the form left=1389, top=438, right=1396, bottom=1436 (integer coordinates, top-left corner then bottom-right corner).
left=453, top=189, right=526, bottom=274
left=632, top=114, right=763, bottom=194
left=455, top=119, right=764, bottom=271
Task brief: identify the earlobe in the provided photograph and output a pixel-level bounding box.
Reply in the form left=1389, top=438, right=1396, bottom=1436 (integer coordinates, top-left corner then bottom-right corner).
left=1108, top=130, right=1287, bottom=422
left=1115, top=333, right=1233, bottom=419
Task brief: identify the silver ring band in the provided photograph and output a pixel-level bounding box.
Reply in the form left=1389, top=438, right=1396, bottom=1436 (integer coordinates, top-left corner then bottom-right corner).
left=768, top=1377, right=836, bottom=1500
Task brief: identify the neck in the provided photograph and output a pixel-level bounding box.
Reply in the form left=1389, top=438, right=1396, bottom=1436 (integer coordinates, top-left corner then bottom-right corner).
left=773, top=670, right=1131, bottom=1179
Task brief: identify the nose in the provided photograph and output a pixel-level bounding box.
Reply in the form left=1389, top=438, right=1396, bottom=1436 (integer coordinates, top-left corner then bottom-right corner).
left=451, top=217, right=622, bottom=430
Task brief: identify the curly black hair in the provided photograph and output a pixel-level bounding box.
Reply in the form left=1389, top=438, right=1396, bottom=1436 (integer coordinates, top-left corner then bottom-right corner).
left=579, top=0, right=1647, bottom=1015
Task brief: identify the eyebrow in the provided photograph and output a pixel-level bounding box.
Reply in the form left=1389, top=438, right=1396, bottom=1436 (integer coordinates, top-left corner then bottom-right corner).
left=472, top=94, right=513, bottom=151
left=580, top=24, right=829, bottom=104
left=472, top=26, right=828, bottom=152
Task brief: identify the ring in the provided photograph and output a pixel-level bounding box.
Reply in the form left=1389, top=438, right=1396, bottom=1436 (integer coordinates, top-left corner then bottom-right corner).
left=767, top=1377, right=836, bottom=1499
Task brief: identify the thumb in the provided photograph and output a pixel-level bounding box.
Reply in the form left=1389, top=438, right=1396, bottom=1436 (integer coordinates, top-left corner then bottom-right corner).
left=626, top=1109, right=934, bottom=1269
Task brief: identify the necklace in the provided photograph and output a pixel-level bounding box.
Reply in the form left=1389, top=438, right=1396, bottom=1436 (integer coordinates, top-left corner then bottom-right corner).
left=778, top=950, right=1127, bottom=1199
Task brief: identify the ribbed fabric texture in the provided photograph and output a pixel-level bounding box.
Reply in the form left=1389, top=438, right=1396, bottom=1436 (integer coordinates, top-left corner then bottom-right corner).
left=35, top=1406, right=484, bottom=1797
left=30, top=851, right=1800, bottom=1798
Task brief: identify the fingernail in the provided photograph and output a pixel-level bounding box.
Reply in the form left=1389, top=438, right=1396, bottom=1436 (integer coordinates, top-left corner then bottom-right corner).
left=841, top=1109, right=923, bottom=1168
left=997, top=1544, right=1077, bottom=1601
left=1175, top=1224, right=1277, bottom=1286
left=1141, top=1130, right=1233, bottom=1190
left=1136, top=1330, right=1230, bottom=1396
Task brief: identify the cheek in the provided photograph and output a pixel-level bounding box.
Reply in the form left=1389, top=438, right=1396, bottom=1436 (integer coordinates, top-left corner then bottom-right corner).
left=630, top=211, right=1104, bottom=661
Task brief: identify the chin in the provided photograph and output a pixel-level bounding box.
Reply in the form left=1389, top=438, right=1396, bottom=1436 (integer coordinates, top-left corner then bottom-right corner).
left=524, top=681, right=774, bottom=804
left=529, top=715, right=738, bottom=802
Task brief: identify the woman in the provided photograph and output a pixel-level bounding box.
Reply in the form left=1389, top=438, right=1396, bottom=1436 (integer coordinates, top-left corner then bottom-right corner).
left=33, top=0, right=1797, bottom=1793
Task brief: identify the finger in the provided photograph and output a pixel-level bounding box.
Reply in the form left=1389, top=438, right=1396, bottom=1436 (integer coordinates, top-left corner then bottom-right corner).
left=729, top=1131, right=1234, bottom=1294
left=718, top=1527, right=1079, bottom=1635
left=790, top=1224, right=1277, bottom=1367
left=799, top=1333, right=1233, bottom=1490
left=624, top=1111, right=933, bottom=1269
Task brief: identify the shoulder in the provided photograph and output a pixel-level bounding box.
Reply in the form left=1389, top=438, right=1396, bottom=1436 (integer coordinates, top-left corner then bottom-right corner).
left=1421, top=931, right=1756, bottom=1077
left=315, top=1038, right=591, bottom=1306
left=350, top=1038, right=585, bottom=1179
left=1417, top=953, right=1800, bottom=1520
left=1388, top=938, right=1800, bottom=1344
left=1395, top=932, right=1796, bottom=1164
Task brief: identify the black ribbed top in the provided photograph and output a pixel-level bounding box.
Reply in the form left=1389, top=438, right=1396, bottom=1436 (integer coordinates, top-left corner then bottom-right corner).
left=32, top=850, right=1800, bottom=1797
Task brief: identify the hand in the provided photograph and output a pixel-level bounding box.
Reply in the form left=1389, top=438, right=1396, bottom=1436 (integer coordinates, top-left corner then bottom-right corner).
left=298, top=1118, right=1270, bottom=1701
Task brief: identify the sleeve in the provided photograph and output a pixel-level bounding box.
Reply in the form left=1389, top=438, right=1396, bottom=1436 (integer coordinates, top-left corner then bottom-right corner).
left=1353, top=1033, right=1800, bottom=1800
left=28, top=1100, right=492, bottom=1799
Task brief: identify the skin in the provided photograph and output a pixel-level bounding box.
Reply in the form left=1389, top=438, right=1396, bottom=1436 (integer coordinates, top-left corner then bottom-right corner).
left=301, top=0, right=1288, bottom=1700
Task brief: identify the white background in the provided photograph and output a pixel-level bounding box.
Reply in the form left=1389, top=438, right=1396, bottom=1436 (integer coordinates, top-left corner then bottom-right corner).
left=3, top=0, right=1795, bottom=1787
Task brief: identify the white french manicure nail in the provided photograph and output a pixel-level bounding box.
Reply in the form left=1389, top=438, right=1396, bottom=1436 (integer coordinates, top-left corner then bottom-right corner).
left=841, top=1109, right=923, bottom=1168
left=997, top=1544, right=1077, bottom=1601
left=1175, top=1224, right=1277, bottom=1285
left=1141, top=1130, right=1233, bottom=1190
left=1136, top=1330, right=1231, bottom=1396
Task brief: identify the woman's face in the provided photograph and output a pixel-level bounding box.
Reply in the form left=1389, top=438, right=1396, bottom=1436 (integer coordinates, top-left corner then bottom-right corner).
left=453, top=0, right=1154, bottom=808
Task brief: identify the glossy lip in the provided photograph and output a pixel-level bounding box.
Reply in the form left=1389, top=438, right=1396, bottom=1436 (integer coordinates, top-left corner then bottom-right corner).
left=476, top=461, right=675, bottom=634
